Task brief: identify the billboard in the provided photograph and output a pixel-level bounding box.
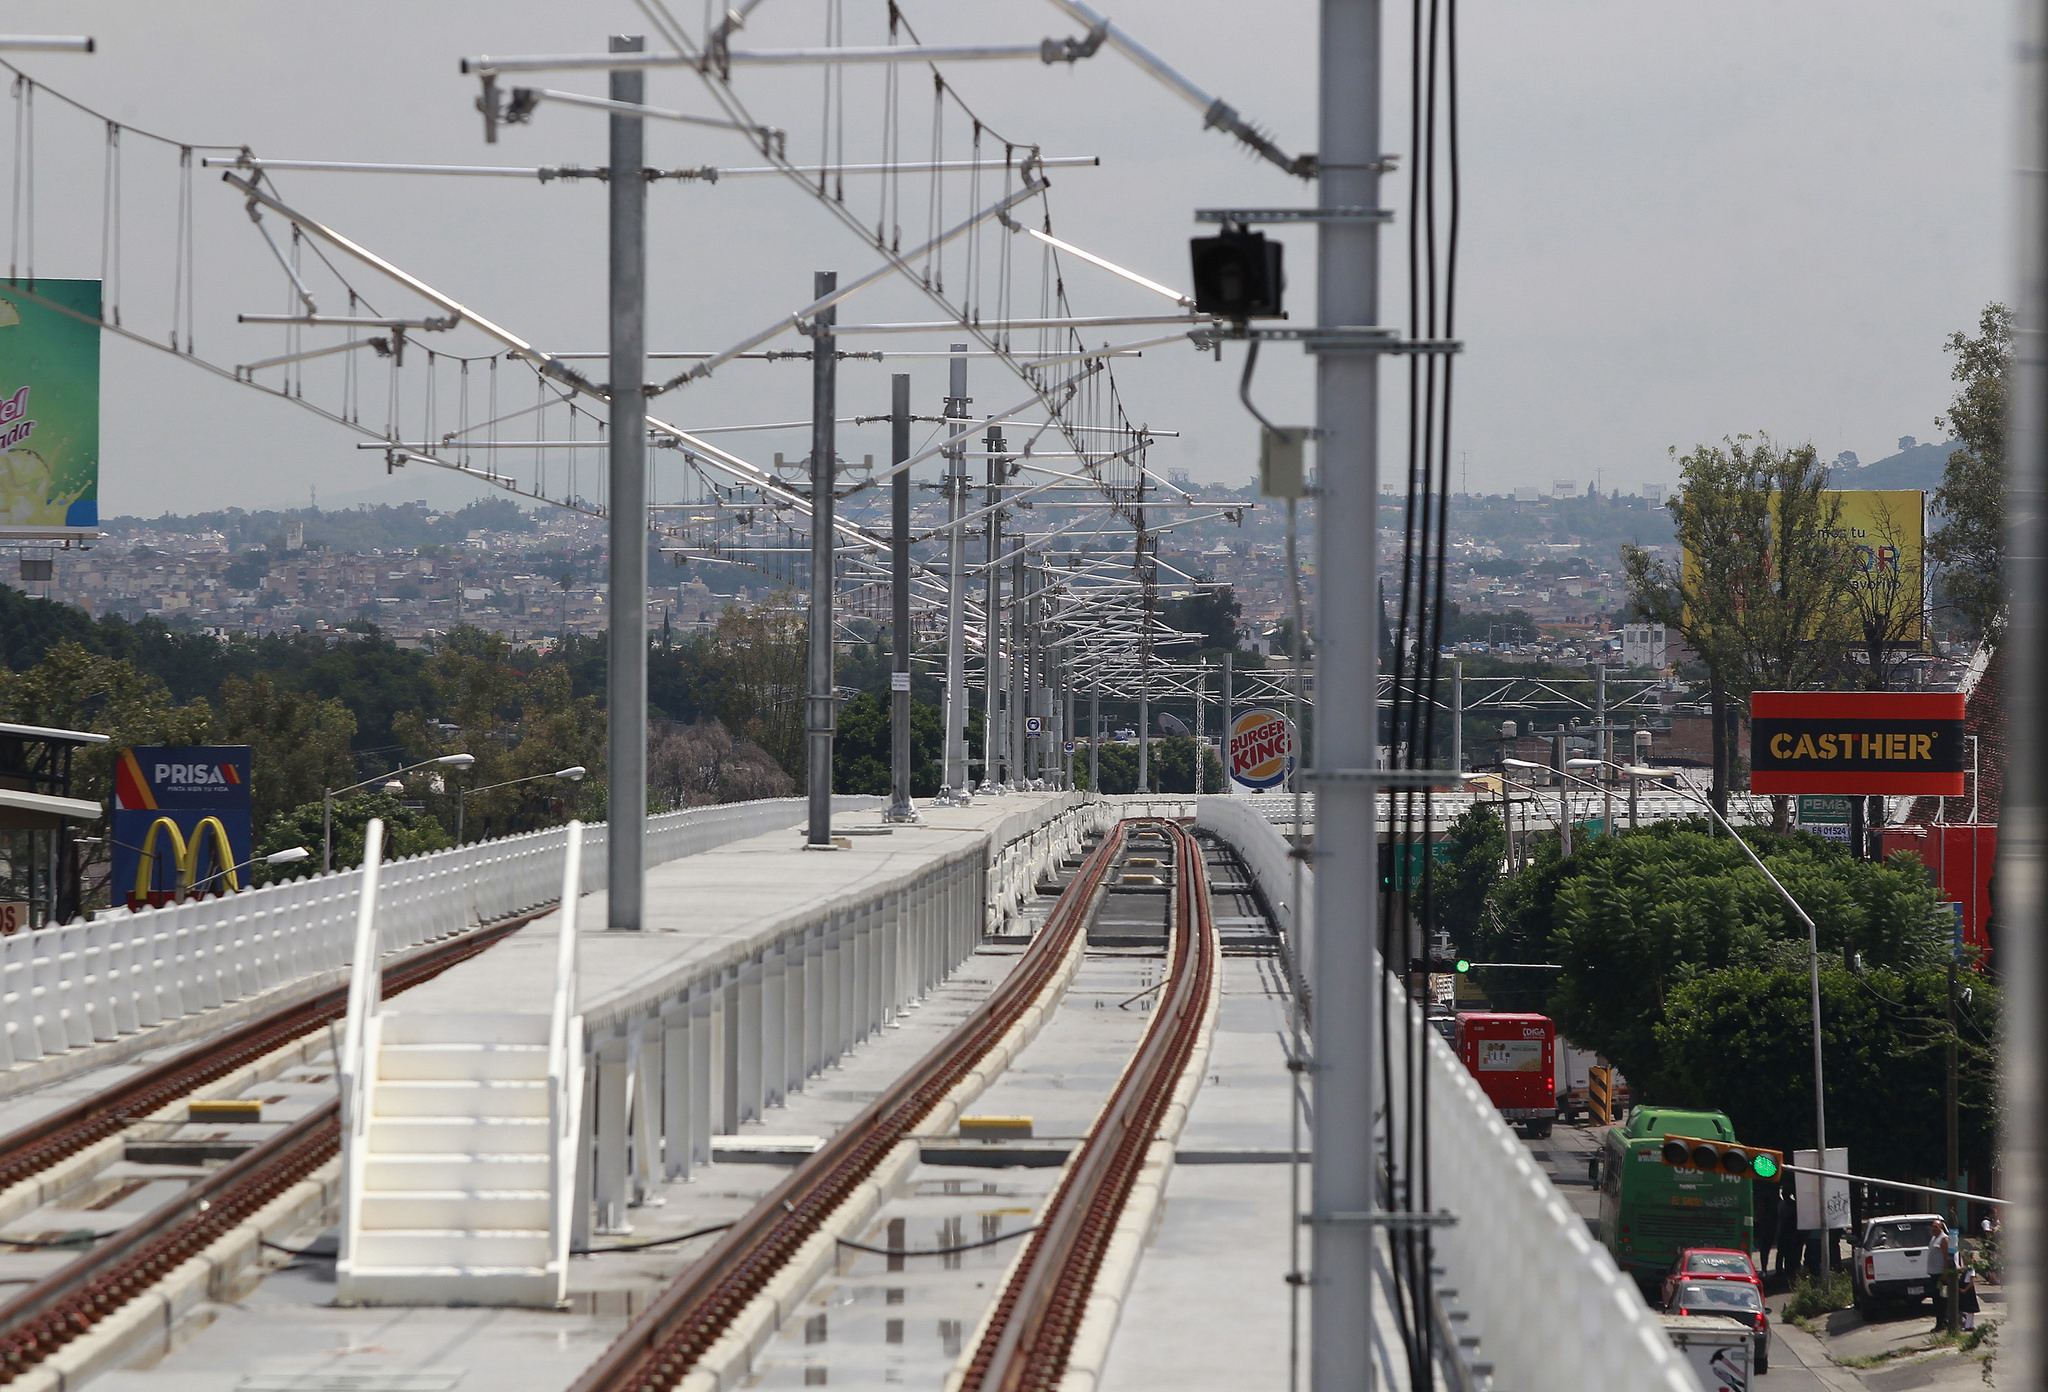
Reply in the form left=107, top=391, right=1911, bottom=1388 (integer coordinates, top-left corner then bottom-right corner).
left=1678, top=489, right=1924, bottom=642
left=111, top=746, right=253, bottom=907
left=0, top=278, right=99, bottom=536
left=1227, top=708, right=1295, bottom=791
left=1749, top=691, right=1965, bottom=796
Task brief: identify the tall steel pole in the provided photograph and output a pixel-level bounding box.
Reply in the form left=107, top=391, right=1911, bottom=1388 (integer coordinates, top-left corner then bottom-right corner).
left=1089, top=679, right=1100, bottom=792
left=804, top=270, right=839, bottom=848
left=983, top=423, right=1005, bottom=790
left=605, top=33, right=648, bottom=930
left=2001, top=0, right=2048, bottom=1371
left=1310, top=0, right=1382, bottom=1383
left=1223, top=650, right=1235, bottom=791
left=1011, top=549, right=1028, bottom=786
left=942, top=347, right=971, bottom=796
left=888, top=374, right=916, bottom=820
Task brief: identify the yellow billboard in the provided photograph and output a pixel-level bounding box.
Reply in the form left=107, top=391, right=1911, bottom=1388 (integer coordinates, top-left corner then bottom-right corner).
left=1677, top=489, right=1924, bottom=644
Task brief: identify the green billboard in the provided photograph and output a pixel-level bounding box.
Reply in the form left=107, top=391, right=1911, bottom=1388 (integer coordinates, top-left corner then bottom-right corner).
left=0, top=278, right=99, bottom=534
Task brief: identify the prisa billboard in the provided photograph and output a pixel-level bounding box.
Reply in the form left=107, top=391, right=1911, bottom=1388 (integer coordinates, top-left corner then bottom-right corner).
left=0, top=279, right=99, bottom=536
left=1228, top=708, right=1296, bottom=791
left=111, top=746, right=253, bottom=907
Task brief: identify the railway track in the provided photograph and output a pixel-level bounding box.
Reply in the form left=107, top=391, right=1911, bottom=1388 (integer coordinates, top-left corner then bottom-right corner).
left=571, top=816, right=1219, bottom=1392
left=0, top=904, right=548, bottom=1383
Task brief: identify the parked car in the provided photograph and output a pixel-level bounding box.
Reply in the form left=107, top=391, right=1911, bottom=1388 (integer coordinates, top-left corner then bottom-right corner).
left=1667, top=1279, right=1770, bottom=1374
left=1660, top=1247, right=1762, bottom=1310
left=1852, top=1214, right=1942, bottom=1313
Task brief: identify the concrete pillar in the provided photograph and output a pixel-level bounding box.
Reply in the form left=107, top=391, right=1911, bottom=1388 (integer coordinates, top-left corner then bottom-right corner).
left=630, top=1022, right=662, bottom=1207
left=689, top=985, right=713, bottom=1166
left=822, top=911, right=843, bottom=1065
left=572, top=1046, right=595, bottom=1250
left=738, top=955, right=762, bottom=1122
left=720, top=971, right=741, bottom=1132
left=763, top=942, right=786, bottom=1107
left=838, top=908, right=857, bottom=1055
left=662, top=1005, right=690, bottom=1181
left=852, top=903, right=872, bottom=1044
left=595, top=1034, right=632, bottom=1234
left=804, top=922, right=824, bottom=1077
left=785, top=929, right=808, bottom=1095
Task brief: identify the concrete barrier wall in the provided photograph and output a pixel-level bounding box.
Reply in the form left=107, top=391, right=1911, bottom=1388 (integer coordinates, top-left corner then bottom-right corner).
left=1192, top=800, right=1695, bottom=1392
left=0, top=796, right=880, bottom=1075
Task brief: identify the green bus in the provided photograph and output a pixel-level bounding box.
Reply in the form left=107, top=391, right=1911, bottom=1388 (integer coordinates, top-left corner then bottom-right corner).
left=1595, top=1106, right=1755, bottom=1290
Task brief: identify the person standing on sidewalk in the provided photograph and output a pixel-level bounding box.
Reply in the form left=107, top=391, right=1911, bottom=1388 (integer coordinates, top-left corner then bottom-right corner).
left=1929, top=1217, right=1958, bottom=1332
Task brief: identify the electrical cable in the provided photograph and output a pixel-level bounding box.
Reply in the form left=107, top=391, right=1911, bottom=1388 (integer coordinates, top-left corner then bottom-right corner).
left=573, top=1221, right=735, bottom=1255
left=835, top=1224, right=1037, bottom=1258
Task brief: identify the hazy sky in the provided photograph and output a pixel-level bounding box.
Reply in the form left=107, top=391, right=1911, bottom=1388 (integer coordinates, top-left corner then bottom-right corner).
left=0, top=1, right=2011, bottom=517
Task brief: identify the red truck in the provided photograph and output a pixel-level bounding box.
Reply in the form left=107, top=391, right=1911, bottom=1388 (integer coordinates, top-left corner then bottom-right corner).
left=1455, top=1011, right=1557, bottom=1139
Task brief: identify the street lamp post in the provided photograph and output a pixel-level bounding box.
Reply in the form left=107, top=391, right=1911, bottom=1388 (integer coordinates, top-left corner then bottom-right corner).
left=192, top=845, right=311, bottom=896
left=457, top=765, right=588, bottom=844
left=1504, top=756, right=1572, bottom=856
left=1576, top=755, right=1834, bottom=1277
left=324, top=753, right=475, bottom=872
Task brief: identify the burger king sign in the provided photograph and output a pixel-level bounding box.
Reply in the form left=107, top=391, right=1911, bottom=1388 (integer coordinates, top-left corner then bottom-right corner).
left=1228, top=708, right=1296, bottom=791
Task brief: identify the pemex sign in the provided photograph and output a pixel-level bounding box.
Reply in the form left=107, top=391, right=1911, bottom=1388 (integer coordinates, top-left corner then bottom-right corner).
left=1749, top=691, right=1965, bottom=796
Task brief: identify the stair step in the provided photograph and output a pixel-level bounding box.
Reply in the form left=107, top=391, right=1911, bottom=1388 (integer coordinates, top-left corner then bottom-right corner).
left=377, top=1012, right=550, bottom=1047
left=373, top=1079, right=550, bottom=1118
left=360, top=1191, right=551, bottom=1229
left=366, top=1117, right=548, bottom=1154
left=350, top=1229, right=551, bottom=1268
left=364, top=1154, right=550, bottom=1190
left=380, top=1042, right=549, bottom=1081
left=335, top=1265, right=562, bottom=1308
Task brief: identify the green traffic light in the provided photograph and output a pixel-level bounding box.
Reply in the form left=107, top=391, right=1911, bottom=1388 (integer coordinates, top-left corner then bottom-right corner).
left=1751, top=1153, right=1780, bottom=1180
left=1455, top=958, right=1471, bottom=974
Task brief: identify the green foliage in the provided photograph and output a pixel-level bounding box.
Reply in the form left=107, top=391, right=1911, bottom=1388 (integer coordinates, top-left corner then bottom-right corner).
left=209, top=673, right=357, bottom=828
left=1929, top=302, right=2012, bottom=645
left=1545, top=822, right=1948, bottom=1097
left=1161, top=586, right=1242, bottom=652
left=1086, top=741, right=1140, bottom=794
left=1134, top=735, right=1225, bottom=793
left=1435, top=802, right=1504, bottom=952
left=258, top=790, right=451, bottom=877
left=1657, top=965, right=1996, bottom=1183
left=1784, top=1271, right=1854, bottom=1321
left=832, top=692, right=945, bottom=798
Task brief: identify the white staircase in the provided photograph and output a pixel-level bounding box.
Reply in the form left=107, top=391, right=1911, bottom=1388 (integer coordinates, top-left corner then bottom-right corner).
left=335, top=819, right=585, bottom=1307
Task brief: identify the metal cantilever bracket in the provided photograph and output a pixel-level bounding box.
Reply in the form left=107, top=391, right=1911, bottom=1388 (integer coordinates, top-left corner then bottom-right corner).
left=1190, top=324, right=1459, bottom=355
left=1307, top=767, right=1465, bottom=788
left=1302, top=1210, right=1459, bottom=1228
left=1195, top=207, right=1394, bottom=224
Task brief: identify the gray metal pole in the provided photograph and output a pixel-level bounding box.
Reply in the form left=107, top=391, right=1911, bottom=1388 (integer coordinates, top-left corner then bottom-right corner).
left=983, top=429, right=1004, bottom=790
left=1223, top=650, right=1234, bottom=791
left=1310, top=0, right=1382, bottom=1381
left=804, top=270, right=839, bottom=847
left=606, top=33, right=648, bottom=929
left=1451, top=658, right=1462, bottom=773
left=1138, top=642, right=1150, bottom=793
left=2007, top=0, right=2048, bottom=1370
left=1195, top=661, right=1206, bottom=795
left=1011, top=548, right=1027, bottom=786
left=942, top=347, right=971, bottom=796
left=1089, top=680, right=1101, bottom=792
left=888, top=373, right=915, bottom=820
left=1064, top=666, right=1076, bottom=789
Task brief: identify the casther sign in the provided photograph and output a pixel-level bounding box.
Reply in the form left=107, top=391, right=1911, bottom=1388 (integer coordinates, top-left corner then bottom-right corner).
left=1228, top=708, right=1295, bottom=791
left=1749, top=691, right=1965, bottom=796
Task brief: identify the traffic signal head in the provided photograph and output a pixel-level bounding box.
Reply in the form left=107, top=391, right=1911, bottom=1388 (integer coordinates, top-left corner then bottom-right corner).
left=1454, top=958, right=1471, bottom=974
left=1660, top=1134, right=1785, bottom=1179
left=1189, top=228, right=1285, bottom=320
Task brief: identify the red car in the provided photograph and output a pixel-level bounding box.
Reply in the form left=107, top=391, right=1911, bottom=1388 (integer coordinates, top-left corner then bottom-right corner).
left=1659, top=1246, right=1763, bottom=1309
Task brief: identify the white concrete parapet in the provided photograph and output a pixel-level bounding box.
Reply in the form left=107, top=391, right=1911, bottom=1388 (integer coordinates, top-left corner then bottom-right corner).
left=1193, top=796, right=1694, bottom=1392
left=0, top=796, right=879, bottom=1076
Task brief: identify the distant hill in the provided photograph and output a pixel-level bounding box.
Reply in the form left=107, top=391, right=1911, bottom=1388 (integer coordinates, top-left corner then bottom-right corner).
left=1828, top=439, right=1957, bottom=494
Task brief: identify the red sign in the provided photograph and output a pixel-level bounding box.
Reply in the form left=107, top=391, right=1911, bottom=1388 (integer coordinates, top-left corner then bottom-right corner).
left=1749, top=691, right=1965, bottom=796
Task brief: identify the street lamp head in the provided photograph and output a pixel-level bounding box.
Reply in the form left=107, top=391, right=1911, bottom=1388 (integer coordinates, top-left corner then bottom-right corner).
left=554, top=765, right=588, bottom=782
left=1501, top=757, right=1545, bottom=771
left=437, top=753, right=477, bottom=768
left=1623, top=765, right=1674, bottom=779
left=1564, top=758, right=1605, bottom=770
left=265, top=846, right=311, bottom=865
left=382, top=779, right=405, bottom=793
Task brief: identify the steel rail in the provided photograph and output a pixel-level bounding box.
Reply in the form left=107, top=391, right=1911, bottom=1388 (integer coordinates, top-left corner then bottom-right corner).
left=960, top=819, right=1217, bottom=1392
left=567, top=822, right=1132, bottom=1392
left=0, top=908, right=544, bottom=1204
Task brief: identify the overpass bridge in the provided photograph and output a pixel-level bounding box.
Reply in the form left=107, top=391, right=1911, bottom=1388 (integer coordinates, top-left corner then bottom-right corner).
left=0, top=793, right=1692, bottom=1392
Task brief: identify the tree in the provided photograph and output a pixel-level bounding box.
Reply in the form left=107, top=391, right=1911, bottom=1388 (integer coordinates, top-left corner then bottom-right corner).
left=1622, top=435, right=1855, bottom=816
left=1928, top=302, right=2012, bottom=645
left=209, top=673, right=356, bottom=828
left=647, top=719, right=795, bottom=808
left=703, top=601, right=807, bottom=776
left=1086, top=740, right=1141, bottom=794
left=1837, top=491, right=1928, bottom=692
left=831, top=692, right=945, bottom=798
left=1139, top=735, right=1225, bottom=793
left=1436, top=802, right=1505, bottom=953
left=257, top=790, right=451, bottom=878
left=1543, top=823, right=1948, bottom=1099
left=1161, top=586, right=1242, bottom=653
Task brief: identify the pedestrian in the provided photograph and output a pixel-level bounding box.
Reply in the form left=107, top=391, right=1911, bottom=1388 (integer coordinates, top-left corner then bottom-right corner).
left=1777, top=1191, right=1801, bottom=1283
left=1959, top=1266, right=1981, bottom=1333
left=1930, top=1217, right=1957, bottom=1332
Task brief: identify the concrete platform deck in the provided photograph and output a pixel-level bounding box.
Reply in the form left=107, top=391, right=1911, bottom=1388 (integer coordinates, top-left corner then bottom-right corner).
left=393, top=794, right=1072, bottom=1028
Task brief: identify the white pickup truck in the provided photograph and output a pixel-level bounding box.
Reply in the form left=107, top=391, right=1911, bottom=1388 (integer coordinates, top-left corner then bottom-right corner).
left=1851, top=1214, right=1943, bottom=1312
